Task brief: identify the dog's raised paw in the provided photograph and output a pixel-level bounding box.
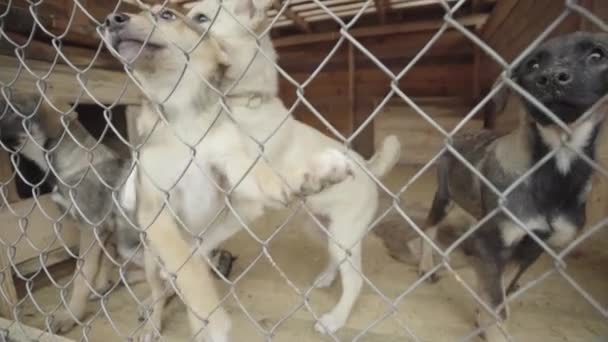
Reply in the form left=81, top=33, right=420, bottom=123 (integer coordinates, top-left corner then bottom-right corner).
left=299, top=149, right=353, bottom=197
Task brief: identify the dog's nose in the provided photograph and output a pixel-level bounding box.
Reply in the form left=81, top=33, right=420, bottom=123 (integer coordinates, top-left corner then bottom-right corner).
left=536, top=68, right=573, bottom=88
left=105, top=13, right=130, bottom=27
left=554, top=69, right=572, bottom=85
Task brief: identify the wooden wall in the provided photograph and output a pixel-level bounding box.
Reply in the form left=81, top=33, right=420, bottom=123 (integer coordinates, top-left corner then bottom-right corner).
left=277, top=30, right=476, bottom=157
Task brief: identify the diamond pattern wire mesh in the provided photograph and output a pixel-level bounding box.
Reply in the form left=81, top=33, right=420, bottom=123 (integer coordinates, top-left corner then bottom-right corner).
left=0, top=0, right=607, bottom=341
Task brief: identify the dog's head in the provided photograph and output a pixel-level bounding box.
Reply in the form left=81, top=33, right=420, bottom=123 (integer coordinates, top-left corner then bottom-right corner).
left=0, top=96, right=43, bottom=150
left=184, top=0, right=272, bottom=36
left=515, top=32, right=608, bottom=126
left=184, top=0, right=279, bottom=96
left=103, top=5, right=229, bottom=100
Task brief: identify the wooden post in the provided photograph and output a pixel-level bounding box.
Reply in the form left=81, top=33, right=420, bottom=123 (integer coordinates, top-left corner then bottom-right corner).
left=348, top=43, right=356, bottom=135
left=0, top=245, right=17, bottom=318
left=0, top=150, right=19, bottom=318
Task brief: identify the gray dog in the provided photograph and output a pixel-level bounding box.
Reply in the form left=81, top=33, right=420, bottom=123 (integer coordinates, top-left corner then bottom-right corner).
left=412, top=31, right=608, bottom=340
left=0, top=95, right=235, bottom=334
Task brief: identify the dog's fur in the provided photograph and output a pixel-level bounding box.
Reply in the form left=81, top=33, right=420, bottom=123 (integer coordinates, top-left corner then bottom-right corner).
left=0, top=96, right=145, bottom=333
left=411, top=32, right=608, bottom=340
left=181, top=0, right=400, bottom=335
left=0, top=96, right=238, bottom=336
left=103, top=1, right=400, bottom=340
left=106, top=7, right=360, bottom=341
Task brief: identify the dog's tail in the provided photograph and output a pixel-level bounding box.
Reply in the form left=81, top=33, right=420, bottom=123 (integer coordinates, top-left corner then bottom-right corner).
left=366, top=135, right=401, bottom=178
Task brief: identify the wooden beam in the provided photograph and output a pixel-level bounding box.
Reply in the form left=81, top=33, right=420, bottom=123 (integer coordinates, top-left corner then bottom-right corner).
left=348, top=43, right=355, bottom=133
left=374, top=0, right=387, bottom=24
left=0, top=33, right=122, bottom=71
left=0, top=317, right=76, bottom=341
left=272, top=0, right=311, bottom=33
left=0, top=55, right=140, bottom=105
left=274, top=13, right=488, bottom=47
left=0, top=240, right=17, bottom=318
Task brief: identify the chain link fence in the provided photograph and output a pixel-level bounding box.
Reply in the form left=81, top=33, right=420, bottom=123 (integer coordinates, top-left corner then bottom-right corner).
left=0, top=0, right=607, bottom=341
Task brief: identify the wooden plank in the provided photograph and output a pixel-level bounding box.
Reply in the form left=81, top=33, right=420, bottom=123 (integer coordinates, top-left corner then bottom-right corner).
left=4, top=0, right=138, bottom=48
left=352, top=101, right=374, bottom=159
left=0, top=33, right=122, bottom=71
left=374, top=0, right=387, bottom=24
left=0, top=194, right=79, bottom=267
left=274, top=13, right=488, bottom=47
left=0, top=56, right=140, bottom=105
left=0, top=151, right=19, bottom=204
left=272, top=0, right=311, bottom=32
left=0, top=317, right=75, bottom=341
left=348, top=43, right=355, bottom=134
left=0, top=246, right=17, bottom=318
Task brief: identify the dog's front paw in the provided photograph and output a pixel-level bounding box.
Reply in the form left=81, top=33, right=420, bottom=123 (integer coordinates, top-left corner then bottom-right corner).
left=50, top=310, right=78, bottom=334
left=299, top=149, right=353, bottom=197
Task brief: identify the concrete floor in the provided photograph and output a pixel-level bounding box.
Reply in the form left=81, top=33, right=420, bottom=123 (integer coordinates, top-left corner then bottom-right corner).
left=16, top=166, right=608, bottom=341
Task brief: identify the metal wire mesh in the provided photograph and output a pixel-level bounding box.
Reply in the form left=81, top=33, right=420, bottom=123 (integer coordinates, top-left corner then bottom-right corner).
left=0, top=0, right=606, bottom=341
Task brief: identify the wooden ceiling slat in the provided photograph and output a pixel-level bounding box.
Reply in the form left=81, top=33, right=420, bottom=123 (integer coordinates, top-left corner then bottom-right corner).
left=274, top=13, right=488, bottom=46
left=272, top=0, right=312, bottom=32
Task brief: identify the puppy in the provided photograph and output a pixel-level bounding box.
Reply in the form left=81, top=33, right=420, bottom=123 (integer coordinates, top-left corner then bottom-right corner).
left=0, top=95, right=237, bottom=335
left=0, top=96, right=144, bottom=333
left=412, top=31, right=608, bottom=340
left=175, top=0, right=400, bottom=335
left=103, top=6, right=358, bottom=341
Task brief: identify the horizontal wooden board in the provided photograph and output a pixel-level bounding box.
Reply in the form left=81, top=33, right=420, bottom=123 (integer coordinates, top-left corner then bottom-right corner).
left=0, top=194, right=79, bottom=268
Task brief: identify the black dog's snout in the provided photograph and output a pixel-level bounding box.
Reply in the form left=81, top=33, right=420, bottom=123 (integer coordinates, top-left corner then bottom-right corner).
left=555, top=69, right=572, bottom=85
left=105, top=13, right=130, bottom=27
left=536, top=68, right=573, bottom=87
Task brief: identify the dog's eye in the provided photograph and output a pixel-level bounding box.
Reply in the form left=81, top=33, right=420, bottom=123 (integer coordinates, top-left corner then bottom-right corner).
left=527, top=59, right=540, bottom=71
left=159, top=10, right=176, bottom=21
left=194, top=13, right=210, bottom=24
left=587, top=47, right=605, bottom=63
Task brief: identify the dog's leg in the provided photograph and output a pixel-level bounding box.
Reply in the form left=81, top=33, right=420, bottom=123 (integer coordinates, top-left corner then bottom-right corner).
left=138, top=199, right=230, bottom=342
left=90, top=240, right=116, bottom=300
left=505, top=236, right=544, bottom=296
left=51, top=228, right=105, bottom=334
left=413, top=159, right=452, bottom=282
left=250, top=161, right=289, bottom=207
left=136, top=249, right=171, bottom=342
left=471, top=246, right=511, bottom=342
left=314, top=240, right=363, bottom=335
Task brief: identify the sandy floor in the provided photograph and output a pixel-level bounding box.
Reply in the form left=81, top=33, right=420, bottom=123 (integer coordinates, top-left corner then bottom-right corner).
left=14, top=166, right=608, bottom=342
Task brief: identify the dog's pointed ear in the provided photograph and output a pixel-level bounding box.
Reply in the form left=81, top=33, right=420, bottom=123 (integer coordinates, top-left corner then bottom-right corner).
left=232, top=0, right=271, bottom=21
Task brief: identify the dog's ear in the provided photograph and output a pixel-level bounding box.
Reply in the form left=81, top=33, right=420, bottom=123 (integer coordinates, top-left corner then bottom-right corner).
left=232, top=0, right=271, bottom=23
left=593, top=31, right=608, bottom=48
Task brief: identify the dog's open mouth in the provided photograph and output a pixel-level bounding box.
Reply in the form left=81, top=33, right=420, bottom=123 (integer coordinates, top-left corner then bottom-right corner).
left=104, top=30, right=166, bottom=61
left=116, top=39, right=164, bottom=52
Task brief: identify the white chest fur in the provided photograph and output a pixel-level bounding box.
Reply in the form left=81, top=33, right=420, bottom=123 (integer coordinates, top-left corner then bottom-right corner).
left=537, top=120, right=595, bottom=174
left=500, top=215, right=578, bottom=248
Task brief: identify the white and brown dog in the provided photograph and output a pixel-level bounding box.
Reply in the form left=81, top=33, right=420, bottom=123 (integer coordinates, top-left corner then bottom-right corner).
left=106, top=4, right=382, bottom=341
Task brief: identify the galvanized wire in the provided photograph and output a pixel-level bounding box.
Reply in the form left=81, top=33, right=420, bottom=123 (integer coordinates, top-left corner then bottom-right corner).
left=0, top=0, right=606, bottom=341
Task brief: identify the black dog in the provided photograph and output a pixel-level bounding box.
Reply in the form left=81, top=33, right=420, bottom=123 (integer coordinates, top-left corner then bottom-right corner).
left=412, top=31, right=608, bottom=340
